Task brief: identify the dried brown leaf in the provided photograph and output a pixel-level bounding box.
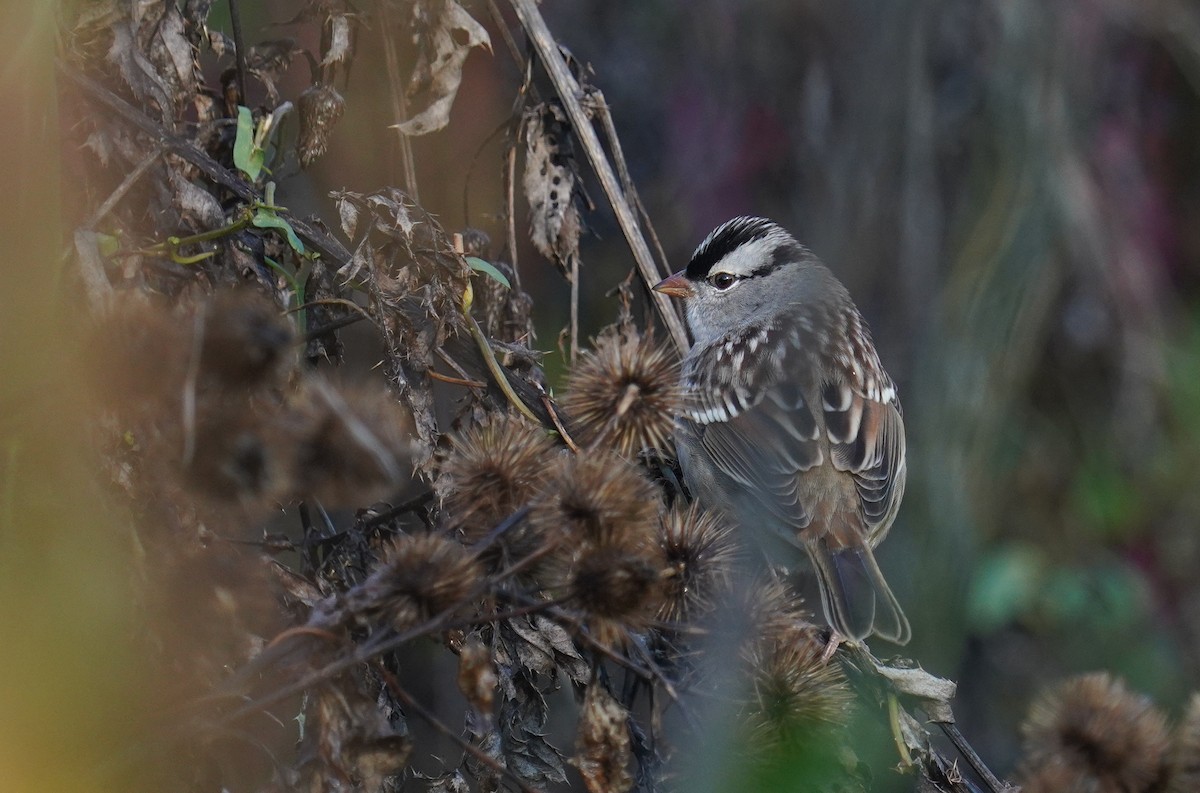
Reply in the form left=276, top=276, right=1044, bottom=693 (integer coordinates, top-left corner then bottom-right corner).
left=396, top=0, right=492, bottom=136
left=523, top=101, right=582, bottom=273
left=574, top=684, right=633, bottom=793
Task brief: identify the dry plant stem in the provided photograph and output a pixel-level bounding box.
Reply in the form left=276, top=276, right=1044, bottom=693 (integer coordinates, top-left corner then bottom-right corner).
left=589, top=95, right=672, bottom=279
left=429, top=370, right=487, bottom=388
left=507, top=0, right=689, bottom=353
left=466, top=313, right=541, bottom=423
left=539, top=390, right=581, bottom=452
left=374, top=662, right=544, bottom=793
left=570, top=256, right=580, bottom=363
left=377, top=0, right=420, bottom=201
left=62, top=66, right=355, bottom=266
left=83, top=146, right=162, bottom=229
left=227, top=0, right=249, bottom=106
left=939, top=722, right=1010, bottom=793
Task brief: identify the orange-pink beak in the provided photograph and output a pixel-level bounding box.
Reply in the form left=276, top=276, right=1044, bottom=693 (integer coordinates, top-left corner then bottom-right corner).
left=653, top=271, right=692, bottom=298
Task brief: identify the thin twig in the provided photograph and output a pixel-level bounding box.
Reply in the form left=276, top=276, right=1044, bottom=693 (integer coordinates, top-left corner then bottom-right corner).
left=467, top=313, right=540, bottom=423
left=538, top=388, right=580, bottom=452
left=506, top=0, right=688, bottom=352
left=377, top=0, right=419, bottom=201
left=374, top=663, right=543, bottom=793
left=228, top=0, right=249, bottom=106
left=429, top=370, right=487, bottom=388
left=83, top=145, right=163, bottom=229
left=939, top=722, right=1012, bottom=793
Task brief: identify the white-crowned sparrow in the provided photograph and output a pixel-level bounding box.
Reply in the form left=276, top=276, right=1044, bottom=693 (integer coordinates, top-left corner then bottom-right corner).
left=654, top=217, right=910, bottom=644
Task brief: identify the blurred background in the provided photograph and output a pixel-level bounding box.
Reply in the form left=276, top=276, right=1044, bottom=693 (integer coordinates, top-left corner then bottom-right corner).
left=7, top=0, right=1200, bottom=790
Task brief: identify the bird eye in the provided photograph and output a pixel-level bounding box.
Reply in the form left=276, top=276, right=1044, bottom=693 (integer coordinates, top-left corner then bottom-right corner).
left=710, top=272, right=737, bottom=290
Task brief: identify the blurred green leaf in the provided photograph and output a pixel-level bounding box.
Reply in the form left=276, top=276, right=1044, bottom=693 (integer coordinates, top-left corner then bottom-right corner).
left=967, top=543, right=1045, bottom=632
left=1071, top=453, right=1141, bottom=541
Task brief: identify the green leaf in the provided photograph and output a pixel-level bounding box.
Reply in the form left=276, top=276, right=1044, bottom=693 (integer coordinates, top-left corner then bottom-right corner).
left=966, top=543, right=1045, bottom=632
left=465, top=256, right=510, bottom=289
left=252, top=208, right=306, bottom=255
left=233, top=106, right=264, bottom=181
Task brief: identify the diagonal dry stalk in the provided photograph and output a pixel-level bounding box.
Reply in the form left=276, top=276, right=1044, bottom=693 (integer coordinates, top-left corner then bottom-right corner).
left=506, top=0, right=690, bottom=354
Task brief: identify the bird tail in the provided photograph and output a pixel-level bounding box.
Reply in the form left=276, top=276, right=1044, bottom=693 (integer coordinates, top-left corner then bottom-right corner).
left=805, top=536, right=910, bottom=645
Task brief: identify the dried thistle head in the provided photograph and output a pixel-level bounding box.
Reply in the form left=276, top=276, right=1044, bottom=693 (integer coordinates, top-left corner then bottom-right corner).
left=561, top=326, right=681, bottom=457
left=354, top=533, right=482, bottom=629
left=1020, top=672, right=1170, bottom=793
left=531, top=451, right=661, bottom=552
left=744, top=624, right=854, bottom=747
left=86, top=293, right=190, bottom=413
left=741, top=574, right=816, bottom=644
left=436, top=412, right=557, bottom=543
left=562, top=543, right=663, bottom=646
left=198, top=289, right=295, bottom=389
left=184, top=402, right=290, bottom=507
left=1168, top=693, right=1200, bottom=793
left=286, top=379, right=417, bottom=507
left=657, top=503, right=738, bottom=622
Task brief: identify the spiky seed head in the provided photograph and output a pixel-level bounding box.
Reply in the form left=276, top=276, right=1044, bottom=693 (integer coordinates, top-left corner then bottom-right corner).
left=185, top=405, right=288, bottom=505
left=562, top=544, right=663, bottom=646
left=657, top=503, right=738, bottom=622
left=86, top=293, right=190, bottom=413
left=436, top=412, right=557, bottom=544
left=744, top=624, right=854, bottom=747
left=531, top=451, right=661, bottom=553
left=740, top=574, right=816, bottom=644
left=199, top=289, right=295, bottom=389
left=286, top=379, right=416, bottom=507
left=356, top=533, right=482, bottom=629
left=561, top=327, right=681, bottom=457
left=1020, top=672, right=1170, bottom=793
left=1168, top=693, right=1200, bottom=793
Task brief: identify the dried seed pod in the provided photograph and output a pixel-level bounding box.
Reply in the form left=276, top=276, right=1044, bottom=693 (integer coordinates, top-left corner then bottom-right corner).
left=657, top=503, right=738, bottom=622
left=531, top=451, right=660, bottom=552
left=457, top=635, right=497, bottom=716
left=349, top=533, right=482, bottom=629
left=198, top=289, right=294, bottom=389
left=1019, top=672, right=1170, bottom=793
left=574, top=683, right=633, bottom=793
left=436, top=412, right=556, bottom=544
left=1168, top=693, right=1200, bottom=793
left=562, top=544, right=663, bottom=646
left=523, top=100, right=582, bottom=274
left=298, top=83, right=346, bottom=168
left=561, top=327, right=681, bottom=457
left=744, top=624, right=853, bottom=746
left=286, top=379, right=416, bottom=507
left=739, top=574, right=817, bottom=645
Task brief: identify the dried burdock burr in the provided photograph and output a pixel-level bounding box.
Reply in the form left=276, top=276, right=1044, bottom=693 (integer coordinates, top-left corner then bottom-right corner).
left=184, top=403, right=289, bottom=506
left=286, top=378, right=417, bottom=507
left=346, top=532, right=482, bottom=630
left=561, top=326, right=681, bottom=457
left=656, top=503, right=738, bottom=622
left=744, top=623, right=854, bottom=747
left=85, top=293, right=190, bottom=413
left=1166, top=692, right=1200, bottom=793
left=436, top=412, right=557, bottom=547
left=197, top=289, right=295, bottom=389
left=561, top=543, right=663, bottom=646
left=531, top=451, right=661, bottom=552
left=1019, top=672, right=1170, bottom=793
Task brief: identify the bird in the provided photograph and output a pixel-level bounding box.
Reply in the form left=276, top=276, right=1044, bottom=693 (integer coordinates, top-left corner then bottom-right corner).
left=653, top=216, right=910, bottom=645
